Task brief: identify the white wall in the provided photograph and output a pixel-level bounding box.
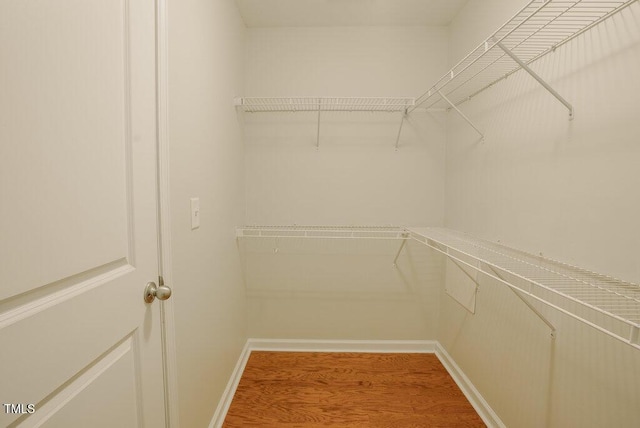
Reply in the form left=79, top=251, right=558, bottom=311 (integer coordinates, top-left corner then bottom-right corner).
left=244, top=26, right=449, bottom=226
left=442, top=0, right=640, bottom=426
left=242, top=238, right=443, bottom=340
left=167, top=1, right=246, bottom=426
left=242, top=26, right=449, bottom=340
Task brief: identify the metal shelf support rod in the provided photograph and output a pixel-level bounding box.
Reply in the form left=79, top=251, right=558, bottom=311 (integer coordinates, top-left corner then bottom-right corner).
left=494, top=39, right=574, bottom=120
left=487, top=264, right=557, bottom=338
left=316, top=100, right=321, bottom=149
left=449, top=254, right=481, bottom=289
left=437, top=90, right=485, bottom=141
left=432, top=239, right=481, bottom=287
left=393, top=239, right=407, bottom=267
left=394, top=110, right=407, bottom=151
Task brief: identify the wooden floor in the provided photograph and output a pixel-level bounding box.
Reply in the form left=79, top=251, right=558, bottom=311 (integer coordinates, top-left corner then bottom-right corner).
left=223, top=352, right=485, bottom=427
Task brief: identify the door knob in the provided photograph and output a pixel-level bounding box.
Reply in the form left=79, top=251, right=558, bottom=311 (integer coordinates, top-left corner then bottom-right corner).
left=144, top=281, right=172, bottom=303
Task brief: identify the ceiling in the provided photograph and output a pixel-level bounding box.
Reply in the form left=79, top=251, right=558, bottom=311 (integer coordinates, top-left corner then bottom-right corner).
left=235, top=0, right=470, bottom=28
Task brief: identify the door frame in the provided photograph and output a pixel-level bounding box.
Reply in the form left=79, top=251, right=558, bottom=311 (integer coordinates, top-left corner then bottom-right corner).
left=156, top=0, right=181, bottom=426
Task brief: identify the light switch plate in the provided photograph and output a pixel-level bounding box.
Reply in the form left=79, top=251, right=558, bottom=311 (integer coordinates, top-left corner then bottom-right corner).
left=190, top=197, right=200, bottom=230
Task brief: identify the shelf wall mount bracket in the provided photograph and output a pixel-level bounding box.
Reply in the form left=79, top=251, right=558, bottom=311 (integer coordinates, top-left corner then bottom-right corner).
left=447, top=250, right=481, bottom=289
left=434, top=239, right=482, bottom=289
left=486, top=264, right=557, bottom=339
left=494, top=38, right=574, bottom=120
left=631, top=326, right=639, bottom=346
left=316, top=99, right=321, bottom=149
left=392, top=231, right=411, bottom=267
left=392, top=239, right=407, bottom=267
left=437, top=90, right=485, bottom=142
left=394, top=109, right=408, bottom=151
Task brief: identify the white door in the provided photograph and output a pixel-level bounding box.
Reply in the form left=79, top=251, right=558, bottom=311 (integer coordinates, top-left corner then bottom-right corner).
left=0, top=0, right=166, bottom=427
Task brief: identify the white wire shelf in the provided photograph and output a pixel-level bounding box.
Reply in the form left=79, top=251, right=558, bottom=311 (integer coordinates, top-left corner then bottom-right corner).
left=235, top=97, right=415, bottom=149
left=409, top=0, right=638, bottom=137
left=235, top=1, right=637, bottom=143
left=235, top=97, right=415, bottom=113
left=236, top=224, right=640, bottom=348
left=409, top=227, right=640, bottom=349
left=236, top=225, right=410, bottom=240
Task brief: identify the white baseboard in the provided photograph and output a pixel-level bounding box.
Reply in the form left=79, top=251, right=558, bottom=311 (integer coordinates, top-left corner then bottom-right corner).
left=208, top=341, right=252, bottom=428
left=209, top=338, right=503, bottom=428
left=435, top=343, right=506, bottom=428
left=248, top=338, right=437, bottom=353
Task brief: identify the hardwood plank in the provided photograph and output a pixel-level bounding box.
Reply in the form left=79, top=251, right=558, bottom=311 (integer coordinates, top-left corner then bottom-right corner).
left=223, top=352, right=485, bottom=427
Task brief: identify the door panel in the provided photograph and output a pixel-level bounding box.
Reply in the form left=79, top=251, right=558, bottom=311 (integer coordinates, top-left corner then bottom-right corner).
left=0, top=0, right=130, bottom=299
left=0, top=0, right=165, bottom=426
left=18, top=336, right=140, bottom=428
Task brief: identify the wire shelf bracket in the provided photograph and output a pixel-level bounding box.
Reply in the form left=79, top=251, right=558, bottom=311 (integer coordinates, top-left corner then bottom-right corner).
left=632, top=326, right=640, bottom=346
left=392, top=238, right=408, bottom=267
left=437, top=90, right=485, bottom=141
left=450, top=252, right=481, bottom=289
left=486, top=263, right=557, bottom=338
left=494, top=38, right=574, bottom=120
left=394, top=110, right=408, bottom=151
left=316, top=100, right=322, bottom=149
